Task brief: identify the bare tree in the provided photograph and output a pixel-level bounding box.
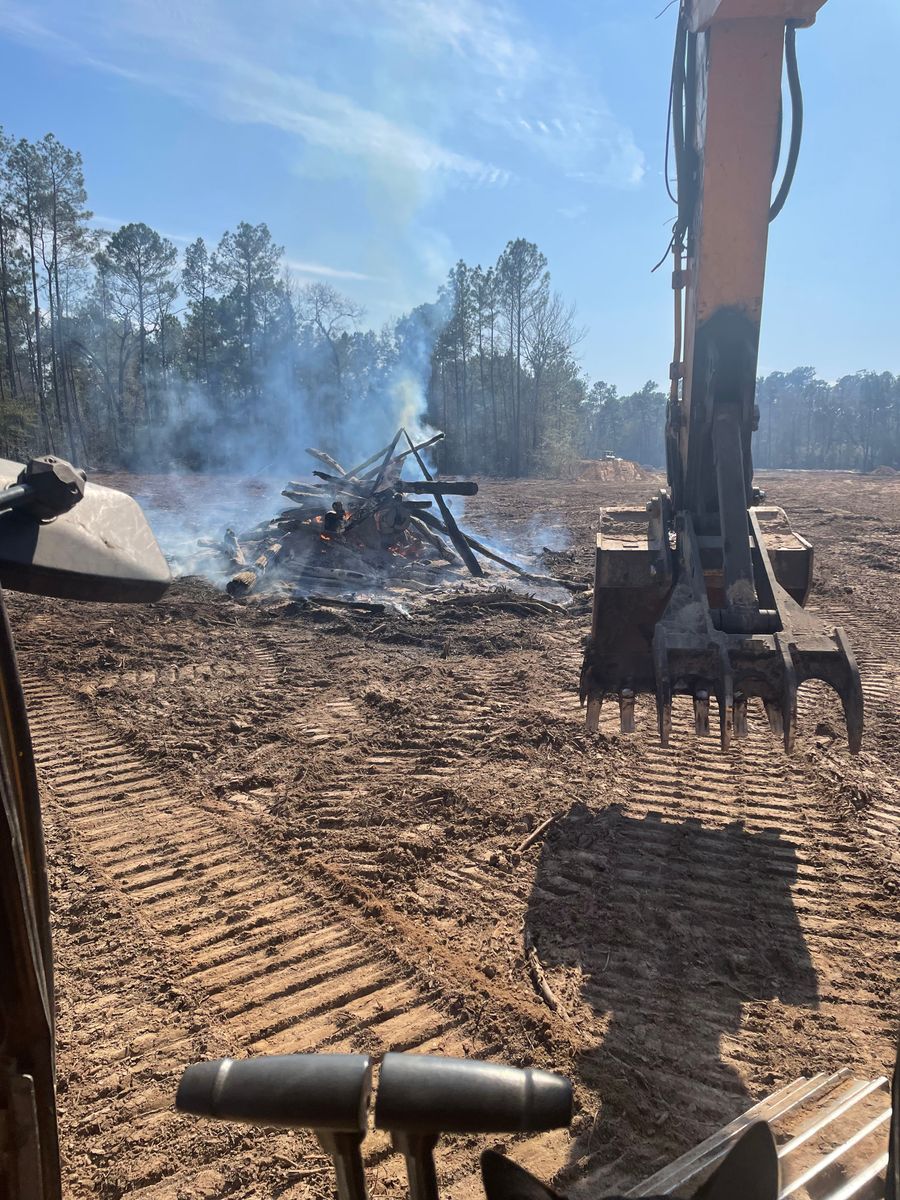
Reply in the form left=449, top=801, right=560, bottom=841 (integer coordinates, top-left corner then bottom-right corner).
left=296, top=281, right=364, bottom=395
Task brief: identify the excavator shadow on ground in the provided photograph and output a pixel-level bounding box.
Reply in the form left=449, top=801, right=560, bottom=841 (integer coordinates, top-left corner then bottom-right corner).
left=525, top=803, right=819, bottom=1187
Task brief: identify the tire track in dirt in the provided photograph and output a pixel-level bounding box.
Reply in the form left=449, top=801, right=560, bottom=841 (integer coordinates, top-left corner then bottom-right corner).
left=803, top=604, right=900, bottom=867
left=25, top=674, right=575, bottom=1200
left=242, top=618, right=898, bottom=1192
left=247, top=624, right=900, bottom=1195
left=315, top=618, right=898, bottom=1190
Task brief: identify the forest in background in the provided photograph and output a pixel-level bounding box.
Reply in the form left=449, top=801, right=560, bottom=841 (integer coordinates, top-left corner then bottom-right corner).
left=0, top=128, right=898, bottom=477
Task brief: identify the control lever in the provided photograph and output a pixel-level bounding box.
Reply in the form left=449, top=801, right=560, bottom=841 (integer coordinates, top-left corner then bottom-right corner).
left=374, top=1054, right=572, bottom=1200
left=176, top=1053, right=372, bottom=1200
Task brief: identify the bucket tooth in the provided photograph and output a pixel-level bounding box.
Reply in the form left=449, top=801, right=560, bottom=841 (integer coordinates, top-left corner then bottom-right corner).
left=718, top=699, right=733, bottom=750
left=734, top=693, right=748, bottom=738
left=693, top=691, right=710, bottom=736
left=619, top=689, right=636, bottom=734
left=764, top=701, right=783, bottom=735
left=834, top=627, right=864, bottom=752
left=783, top=705, right=798, bottom=753
left=586, top=696, right=602, bottom=734
left=775, top=635, right=798, bottom=753
left=653, top=632, right=672, bottom=747
left=718, top=663, right=734, bottom=751
left=657, top=700, right=672, bottom=747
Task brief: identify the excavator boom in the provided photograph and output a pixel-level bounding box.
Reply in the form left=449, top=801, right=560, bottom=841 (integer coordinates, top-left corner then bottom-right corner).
left=580, top=0, right=863, bottom=752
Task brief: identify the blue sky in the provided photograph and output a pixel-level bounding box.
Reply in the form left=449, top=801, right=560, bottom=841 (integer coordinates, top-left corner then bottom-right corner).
left=0, top=0, right=896, bottom=392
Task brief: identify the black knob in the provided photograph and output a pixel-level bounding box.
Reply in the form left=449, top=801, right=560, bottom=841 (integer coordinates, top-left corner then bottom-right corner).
left=176, top=1053, right=372, bottom=1132
left=374, top=1055, right=572, bottom=1135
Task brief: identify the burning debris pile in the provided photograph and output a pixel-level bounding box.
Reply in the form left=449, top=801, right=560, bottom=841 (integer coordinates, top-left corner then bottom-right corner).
left=201, top=430, right=574, bottom=608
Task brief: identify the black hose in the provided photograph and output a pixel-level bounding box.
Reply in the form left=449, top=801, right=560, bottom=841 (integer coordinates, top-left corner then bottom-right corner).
left=669, top=15, right=687, bottom=206
left=769, top=22, right=803, bottom=220
left=680, top=28, right=698, bottom=244
left=663, top=21, right=680, bottom=205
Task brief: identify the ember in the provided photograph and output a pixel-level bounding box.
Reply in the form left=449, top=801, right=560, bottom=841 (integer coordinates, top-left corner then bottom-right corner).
left=199, top=429, right=574, bottom=605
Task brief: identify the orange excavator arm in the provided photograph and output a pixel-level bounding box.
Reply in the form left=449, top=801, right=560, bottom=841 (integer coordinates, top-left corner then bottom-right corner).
left=674, top=0, right=826, bottom=522
left=580, top=0, right=863, bottom=753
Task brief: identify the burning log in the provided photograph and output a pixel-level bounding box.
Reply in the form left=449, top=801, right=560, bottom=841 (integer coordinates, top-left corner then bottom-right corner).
left=226, top=540, right=283, bottom=598
left=213, top=426, right=575, bottom=608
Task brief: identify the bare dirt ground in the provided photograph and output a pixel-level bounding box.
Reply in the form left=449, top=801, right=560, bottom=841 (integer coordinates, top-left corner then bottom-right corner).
left=6, top=470, right=899, bottom=1199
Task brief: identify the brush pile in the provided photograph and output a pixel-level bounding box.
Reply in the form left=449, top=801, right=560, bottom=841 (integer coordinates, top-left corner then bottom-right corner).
left=201, top=429, right=573, bottom=606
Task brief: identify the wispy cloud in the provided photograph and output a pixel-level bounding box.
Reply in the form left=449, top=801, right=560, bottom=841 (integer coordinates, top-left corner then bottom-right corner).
left=0, top=0, right=642, bottom=192
left=217, top=66, right=506, bottom=185
left=0, top=1, right=507, bottom=188
left=365, top=0, right=538, bottom=82
left=286, top=259, right=380, bottom=283
left=360, top=0, right=645, bottom=189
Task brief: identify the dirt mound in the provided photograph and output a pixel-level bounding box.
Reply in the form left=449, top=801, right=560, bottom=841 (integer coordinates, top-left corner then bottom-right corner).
left=577, top=457, right=649, bottom=483
left=869, top=464, right=898, bottom=477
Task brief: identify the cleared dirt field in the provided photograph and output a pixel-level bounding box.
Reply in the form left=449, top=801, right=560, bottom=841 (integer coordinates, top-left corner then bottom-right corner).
left=6, top=470, right=899, bottom=1199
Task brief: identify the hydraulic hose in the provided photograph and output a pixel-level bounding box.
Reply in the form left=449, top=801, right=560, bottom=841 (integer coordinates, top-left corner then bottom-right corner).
left=769, top=22, right=803, bottom=221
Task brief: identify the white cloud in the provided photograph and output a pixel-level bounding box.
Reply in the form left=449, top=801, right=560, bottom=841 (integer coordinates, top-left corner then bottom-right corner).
left=558, top=203, right=588, bottom=221
left=365, top=0, right=538, bottom=82
left=0, top=0, right=643, bottom=191
left=358, top=0, right=646, bottom=189
left=286, top=259, right=380, bottom=282
left=0, top=1, right=508, bottom=188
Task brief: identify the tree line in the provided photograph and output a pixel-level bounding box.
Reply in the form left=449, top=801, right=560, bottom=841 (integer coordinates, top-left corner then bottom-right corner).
left=0, top=126, right=896, bottom=476
left=578, top=368, right=900, bottom=474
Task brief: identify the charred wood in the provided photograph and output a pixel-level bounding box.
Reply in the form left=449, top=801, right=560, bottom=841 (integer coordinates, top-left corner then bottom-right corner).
left=224, top=527, right=245, bottom=568
left=313, top=468, right=476, bottom=499
left=305, top=447, right=350, bottom=476
left=402, top=430, right=483, bottom=577
left=407, top=516, right=458, bottom=562
left=367, top=428, right=405, bottom=495
left=226, top=539, right=283, bottom=598
left=354, top=431, right=445, bottom=480
left=415, top=510, right=583, bottom=592
left=395, top=479, right=477, bottom=496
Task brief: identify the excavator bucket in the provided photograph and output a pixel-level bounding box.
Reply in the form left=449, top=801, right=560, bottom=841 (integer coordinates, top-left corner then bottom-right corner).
left=579, top=496, right=863, bottom=753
